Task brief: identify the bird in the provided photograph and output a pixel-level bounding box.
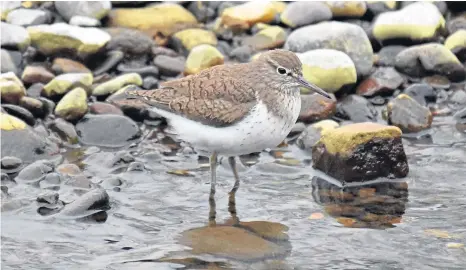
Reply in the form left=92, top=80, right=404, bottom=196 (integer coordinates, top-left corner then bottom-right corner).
left=125, top=49, right=331, bottom=220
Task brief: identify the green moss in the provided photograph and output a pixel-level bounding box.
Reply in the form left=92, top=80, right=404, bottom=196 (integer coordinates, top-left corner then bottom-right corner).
left=28, top=30, right=103, bottom=56
left=55, top=87, right=88, bottom=121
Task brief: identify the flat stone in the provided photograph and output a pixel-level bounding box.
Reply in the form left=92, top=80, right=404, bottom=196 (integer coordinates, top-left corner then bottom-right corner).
left=387, top=94, right=433, bottom=133
left=244, top=26, right=287, bottom=50
left=43, top=73, right=93, bottom=97
left=312, top=122, right=408, bottom=183
left=1, top=49, right=21, bottom=75
left=6, top=8, right=50, bottom=26
left=336, top=95, right=378, bottom=122
left=285, top=21, right=373, bottom=76
left=0, top=72, right=26, bottom=104
left=54, top=1, right=111, bottom=21
left=51, top=58, right=91, bottom=74
left=54, top=87, right=88, bottom=121
left=280, top=1, right=331, bottom=28
left=326, top=1, right=367, bottom=17
left=299, top=93, right=336, bottom=123
left=92, top=73, right=143, bottom=96
left=1, top=22, right=30, bottom=52
left=372, top=2, right=444, bottom=42
left=172, top=28, right=217, bottom=53
left=298, top=49, right=357, bottom=93
left=104, top=27, right=155, bottom=55
left=153, top=55, right=185, bottom=77
left=21, top=65, right=55, bottom=85
left=184, top=44, right=224, bottom=75
left=357, top=67, right=404, bottom=97
left=297, top=120, right=339, bottom=150
left=69, top=15, right=101, bottom=27
left=220, top=1, right=277, bottom=30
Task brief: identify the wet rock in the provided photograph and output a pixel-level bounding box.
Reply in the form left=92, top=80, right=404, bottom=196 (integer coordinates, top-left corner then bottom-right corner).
left=184, top=44, right=224, bottom=75
left=107, top=3, right=198, bottom=37
left=42, top=73, right=93, bottom=97
left=56, top=163, right=82, bottom=176
left=375, top=45, right=406, bottom=66
left=395, top=43, right=465, bottom=82
left=75, top=114, right=141, bottom=147
left=1, top=2, right=21, bottom=20
left=59, top=188, right=109, bottom=217
left=229, top=45, right=254, bottom=63
left=21, top=65, right=55, bottom=85
left=187, top=1, right=215, bottom=22
left=69, top=15, right=101, bottom=27
left=372, top=2, right=444, bottom=42
left=422, top=75, right=451, bottom=90
left=244, top=26, right=287, bottom=50
left=127, top=162, right=145, bottom=172
left=404, top=83, right=437, bottom=106
left=297, top=120, right=339, bottom=150
left=143, top=76, right=159, bottom=89
left=172, top=28, right=217, bottom=53
left=54, top=87, right=88, bottom=121
left=27, top=23, right=111, bottom=59
left=326, top=1, right=367, bottom=17
left=54, top=1, right=111, bottom=22
left=453, top=107, right=466, bottom=124
left=48, top=118, right=78, bottom=144
left=15, top=160, right=54, bottom=183
left=51, top=58, right=91, bottom=74
left=154, top=55, right=185, bottom=77
left=1, top=22, right=30, bottom=51
left=285, top=21, right=373, bottom=76
left=1, top=104, right=35, bottom=126
left=357, top=67, right=404, bottom=97
left=92, top=50, right=124, bottom=76
left=445, top=29, right=466, bottom=61
left=105, top=27, right=155, bottom=55
left=450, top=90, right=466, bottom=105
left=89, top=102, right=123, bottom=115
left=92, top=73, right=142, bottom=96
left=280, top=2, right=331, bottom=28
left=336, top=95, right=378, bottom=122
left=1, top=49, right=21, bottom=75
left=6, top=8, right=50, bottom=26
left=387, top=94, right=433, bottom=133
left=298, top=93, right=336, bottom=123
left=298, top=49, right=357, bottom=93
left=0, top=72, right=26, bottom=104
left=312, top=122, right=408, bottom=183
left=1, top=156, right=22, bottom=174
left=220, top=1, right=277, bottom=30
left=151, top=46, right=178, bottom=57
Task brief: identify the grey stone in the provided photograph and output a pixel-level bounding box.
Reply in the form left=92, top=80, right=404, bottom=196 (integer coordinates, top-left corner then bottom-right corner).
left=280, top=2, right=332, bottom=28
left=54, top=1, right=111, bottom=21
left=0, top=22, right=30, bottom=52
left=6, top=8, right=50, bottom=26
left=1, top=49, right=21, bottom=75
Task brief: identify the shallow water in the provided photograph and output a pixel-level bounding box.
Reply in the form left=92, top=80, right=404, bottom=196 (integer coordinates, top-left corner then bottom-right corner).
left=2, top=117, right=466, bottom=270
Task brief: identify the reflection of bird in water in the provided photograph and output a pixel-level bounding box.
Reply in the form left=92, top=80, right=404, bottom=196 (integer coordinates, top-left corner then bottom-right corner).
left=311, top=176, right=409, bottom=229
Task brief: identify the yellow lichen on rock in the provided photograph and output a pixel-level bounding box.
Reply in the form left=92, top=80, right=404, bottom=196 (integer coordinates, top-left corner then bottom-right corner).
left=445, top=29, right=466, bottom=51
left=43, top=73, right=93, bottom=97
left=184, top=44, right=224, bottom=75
left=0, top=112, right=27, bottom=131
left=270, top=1, right=287, bottom=14
left=172, top=28, right=217, bottom=51
left=0, top=72, right=26, bottom=104
left=326, top=1, right=367, bottom=17
left=318, top=122, right=402, bottom=156
left=312, top=120, right=339, bottom=135
left=92, top=73, right=143, bottom=96
left=54, top=87, right=88, bottom=121
left=221, top=1, right=277, bottom=30
left=245, top=26, right=287, bottom=50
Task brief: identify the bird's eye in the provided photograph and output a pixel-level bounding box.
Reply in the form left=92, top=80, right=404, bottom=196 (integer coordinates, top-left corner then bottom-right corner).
left=277, top=67, right=288, bottom=75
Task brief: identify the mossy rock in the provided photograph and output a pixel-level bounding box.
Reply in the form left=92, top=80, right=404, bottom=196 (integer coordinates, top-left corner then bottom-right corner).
left=221, top=1, right=277, bottom=30
left=92, top=73, right=143, bottom=96
left=54, top=87, right=88, bottom=121
left=244, top=26, right=287, bottom=50
left=43, top=73, right=93, bottom=97
left=0, top=72, right=26, bottom=104
left=172, top=28, right=217, bottom=52
left=325, top=1, right=367, bottom=17
left=445, top=29, right=466, bottom=61
left=184, top=44, right=224, bottom=75
left=0, top=112, right=26, bottom=131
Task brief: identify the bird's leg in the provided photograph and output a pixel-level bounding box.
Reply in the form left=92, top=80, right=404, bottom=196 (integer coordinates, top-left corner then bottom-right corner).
left=208, top=152, right=218, bottom=227
left=228, top=156, right=240, bottom=226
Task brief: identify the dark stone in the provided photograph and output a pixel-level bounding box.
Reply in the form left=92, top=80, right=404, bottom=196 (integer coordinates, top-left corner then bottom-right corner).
left=143, top=76, right=159, bottom=89
left=153, top=55, right=185, bottom=77
left=1, top=104, right=36, bottom=126
left=229, top=45, right=254, bottom=63
left=37, top=97, right=56, bottom=117
left=375, top=46, right=406, bottom=66
left=357, top=67, right=404, bottom=97
left=19, top=96, right=45, bottom=118
left=48, top=118, right=79, bottom=144
left=151, top=46, right=178, bottom=57
left=298, top=93, right=336, bottom=123
left=75, top=114, right=141, bottom=147
left=216, top=40, right=232, bottom=58
left=15, top=160, right=54, bottom=183
left=387, top=95, right=433, bottom=133
left=336, top=95, right=378, bottom=122
left=404, top=83, right=436, bottom=106
left=93, top=50, right=124, bottom=76
left=296, top=125, right=321, bottom=150
left=105, top=28, right=155, bottom=55
left=1, top=49, right=22, bottom=75
left=59, top=188, right=110, bottom=217
left=36, top=191, right=64, bottom=216
left=188, top=1, right=216, bottom=22
left=1, top=156, right=23, bottom=174
left=116, top=64, right=159, bottom=77
left=312, top=137, right=409, bottom=183
left=89, top=102, right=123, bottom=115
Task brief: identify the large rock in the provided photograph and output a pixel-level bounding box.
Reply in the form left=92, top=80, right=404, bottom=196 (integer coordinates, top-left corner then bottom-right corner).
left=107, top=3, right=198, bottom=37
left=285, top=21, right=373, bottom=76
left=445, top=29, right=466, bottom=61
left=6, top=8, right=50, bottom=26
left=75, top=114, right=141, bottom=147
left=172, top=28, right=217, bottom=53
left=27, top=23, right=111, bottom=59
left=184, top=44, right=224, bottom=75
left=220, top=1, right=277, bottom=30
left=387, top=94, right=433, bottom=133
left=0, top=72, right=26, bottom=104
left=280, top=2, right=332, bottom=28
left=395, top=43, right=465, bottom=82
left=298, top=49, right=357, bottom=93
left=312, top=122, right=408, bottom=183
left=104, top=28, right=155, bottom=55
left=55, top=1, right=111, bottom=21
left=1, top=22, right=30, bottom=51
left=372, top=2, right=445, bottom=42
left=42, top=73, right=93, bottom=97
left=54, top=87, right=88, bottom=121
left=92, top=73, right=143, bottom=96
left=1, top=112, right=59, bottom=164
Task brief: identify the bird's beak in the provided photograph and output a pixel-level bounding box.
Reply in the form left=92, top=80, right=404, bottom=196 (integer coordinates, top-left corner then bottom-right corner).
left=294, top=75, right=332, bottom=100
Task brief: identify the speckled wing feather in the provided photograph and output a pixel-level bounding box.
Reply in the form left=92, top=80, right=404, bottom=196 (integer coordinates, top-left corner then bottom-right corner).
left=125, top=64, right=258, bottom=127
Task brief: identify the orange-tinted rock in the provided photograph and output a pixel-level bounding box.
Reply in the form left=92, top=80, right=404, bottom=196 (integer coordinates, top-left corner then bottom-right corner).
left=298, top=93, right=336, bottom=123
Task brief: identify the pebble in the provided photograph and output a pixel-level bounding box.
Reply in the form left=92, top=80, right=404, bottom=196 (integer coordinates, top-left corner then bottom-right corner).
left=187, top=1, right=216, bottom=22
left=26, top=83, right=43, bottom=98
left=89, top=102, right=123, bottom=115
left=172, top=28, right=217, bottom=53
left=37, top=97, right=55, bottom=117
left=0, top=72, right=26, bottom=104
left=69, top=15, right=101, bottom=27
left=54, top=1, right=111, bottom=22
left=244, top=26, right=287, bottom=50
left=43, top=73, right=93, bottom=97
left=298, top=93, right=336, bottom=123
left=297, top=120, right=339, bottom=150
left=151, top=46, right=178, bottom=57
left=444, top=29, right=466, bottom=61
left=142, top=76, right=159, bottom=89
left=1, top=22, right=30, bottom=52
left=220, top=1, right=277, bottom=30
left=1, top=2, right=22, bottom=20
left=336, top=95, right=378, bottom=123
left=105, top=27, right=155, bottom=55
left=395, top=43, right=465, bottom=82
left=27, top=23, right=111, bottom=59
left=51, top=58, right=91, bottom=74
left=184, top=44, right=224, bottom=75
left=372, top=2, right=444, bottom=42
left=298, top=49, right=357, bottom=93
left=450, top=90, right=466, bottom=105
left=447, top=16, right=466, bottom=35
left=15, top=160, right=54, bottom=184
left=92, top=50, right=124, bottom=76
left=1, top=104, right=36, bottom=126
left=1, top=49, right=21, bottom=75
left=326, top=1, right=367, bottom=17
left=54, top=87, right=88, bottom=121
left=375, top=45, right=406, bottom=67
left=285, top=21, right=373, bottom=76
left=59, top=188, right=109, bottom=217
left=48, top=118, right=79, bottom=144
left=422, top=75, right=451, bottom=90
left=116, top=64, right=159, bottom=77
left=280, top=2, right=331, bottom=28
left=75, top=114, right=141, bottom=147
left=357, top=67, right=404, bottom=97
left=387, top=94, right=433, bottom=133
left=92, top=73, right=143, bottom=96
left=6, top=8, right=51, bottom=26
left=229, top=45, right=254, bottom=63
left=21, top=65, right=55, bottom=85
left=1, top=156, right=23, bottom=174
left=153, top=55, right=185, bottom=77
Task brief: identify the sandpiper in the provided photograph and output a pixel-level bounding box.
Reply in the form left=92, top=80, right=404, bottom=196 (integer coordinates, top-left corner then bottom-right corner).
left=126, top=49, right=331, bottom=217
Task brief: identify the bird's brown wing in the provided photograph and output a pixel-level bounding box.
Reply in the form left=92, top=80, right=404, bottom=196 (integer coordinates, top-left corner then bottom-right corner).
left=125, top=64, right=258, bottom=127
